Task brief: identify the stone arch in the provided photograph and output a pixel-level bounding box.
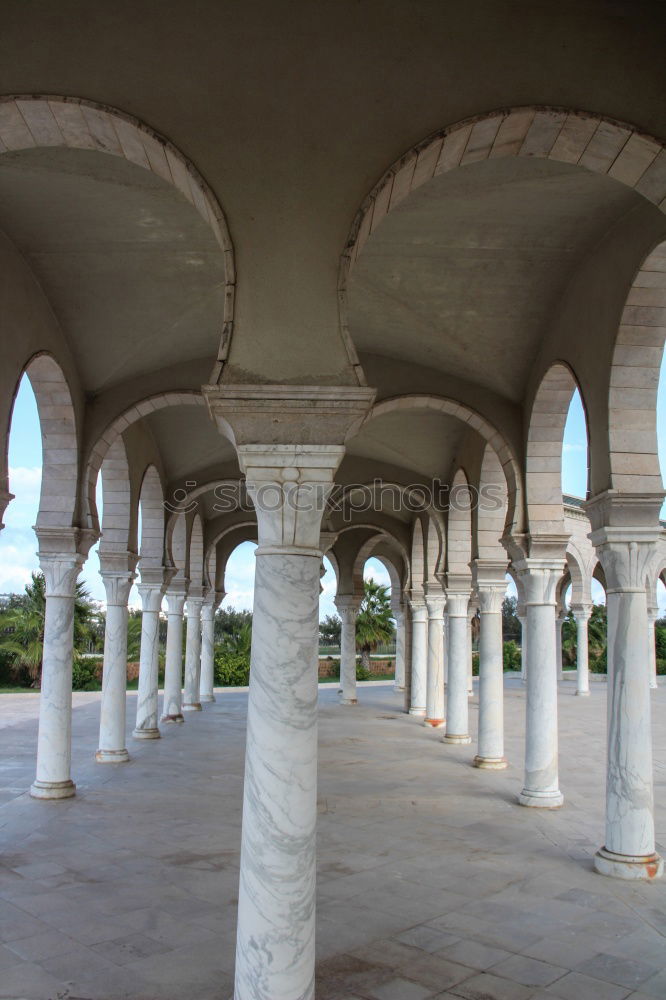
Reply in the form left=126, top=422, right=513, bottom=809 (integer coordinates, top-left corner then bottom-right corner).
left=166, top=512, right=188, bottom=584
left=137, top=465, right=164, bottom=570
left=365, top=396, right=523, bottom=532
left=608, top=238, right=666, bottom=493
left=99, top=436, right=131, bottom=556
left=475, top=444, right=508, bottom=560
left=0, top=96, right=235, bottom=372
left=188, top=514, right=205, bottom=591
left=526, top=363, right=584, bottom=535
left=84, top=391, right=205, bottom=533
left=331, top=523, right=410, bottom=594
left=14, top=353, right=79, bottom=531
left=351, top=532, right=401, bottom=599
left=410, top=517, right=426, bottom=596
left=340, top=106, right=666, bottom=293
left=206, top=521, right=258, bottom=594
left=425, top=516, right=443, bottom=587
left=447, top=468, right=473, bottom=579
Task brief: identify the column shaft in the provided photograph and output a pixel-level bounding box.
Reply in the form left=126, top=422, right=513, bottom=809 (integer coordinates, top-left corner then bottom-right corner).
left=97, top=570, right=134, bottom=761
left=573, top=607, right=590, bottom=696
left=425, top=597, right=445, bottom=727
left=393, top=607, right=406, bottom=692
left=200, top=603, right=216, bottom=703
left=336, top=598, right=359, bottom=705
left=474, top=590, right=506, bottom=768
left=182, top=597, right=204, bottom=711
left=162, top=591, right=186, bottom=722
left=409, top=601, right=427, bottom=715
left=556, top=616, right=565, bottom=680
left=134, top=584, right=163, bottom=739
left=443, top=595, right=471, bottom=744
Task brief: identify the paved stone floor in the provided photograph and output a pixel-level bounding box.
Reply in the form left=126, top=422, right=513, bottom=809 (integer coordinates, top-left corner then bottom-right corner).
left=0, top=678, right=664, bottom=1000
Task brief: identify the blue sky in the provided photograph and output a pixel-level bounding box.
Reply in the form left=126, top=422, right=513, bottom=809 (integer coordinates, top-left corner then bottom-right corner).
left=2, top=357, right=665, bottom=615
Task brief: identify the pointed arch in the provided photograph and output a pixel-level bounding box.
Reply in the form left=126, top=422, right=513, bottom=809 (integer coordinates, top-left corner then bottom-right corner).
left=608, top=239, right=666, bottom=493
left=138, top=465, right=164, bottom=570
left=526, top=363, right=583, bottom=535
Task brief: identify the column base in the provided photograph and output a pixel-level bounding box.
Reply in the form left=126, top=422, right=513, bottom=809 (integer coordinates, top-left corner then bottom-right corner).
left=30, top=779, right=76, bottom=800
left=340, top=697, right=357, bottom=705
left=575, top=689, right=590, bottom=697
left=200, top=694, right=216, bottom=703
left=394, top=684, right=405, bottom=692
left=161, top=713, right=185, bottom=724
left=649, top=683, right=658, bottom=691
left=95, top=749, right=130, bottom=763
left=594, top=847, right=663, bottom=881
left=473, top=755, right=508, bottom=769
left=182, top=703, right=202, bottom=712
left=518, top=788, right=563, bottom=808
left=132, top=727, right=161, bottom=740
left=424, top=718, right=445, bottom=728
left=442, top=733, right=471, bottom=744
left=409, top=707, right=426, bottom=716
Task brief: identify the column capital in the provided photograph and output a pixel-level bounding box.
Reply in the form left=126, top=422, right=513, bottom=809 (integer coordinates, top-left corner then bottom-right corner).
left=513, top=559, right=565, bottom=606
left=408, top=598, right=428, bottom=623
left=586, top=492, right=663, bottom=593
left=571, top=602, right=592, bottom=623
left=36, top=526, right=97, bottom=597
left=425, top=593, right=446, bottom=618
left=101, top=572, right=135, bottom=607
left=445, top=589, right=471, bottom=617
left=476, top=586, right=505, bottom=615
left=335, top=594, right=361, bottom=623
left=165, top=590, right=186, bottom=616
left=186, top=593, right=205, bottom=614
left=137, top=583, right=164, bottom=613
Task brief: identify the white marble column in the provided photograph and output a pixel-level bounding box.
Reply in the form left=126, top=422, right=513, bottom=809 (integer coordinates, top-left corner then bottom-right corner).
left=518, top=610, right=527, bottom=682
left=408, top=598, right=427, bottom=716
left=133, top=580, right=164, bottom=739
left=231, top=443, right=350, bottom=1000
left=393, top=603, right=406, bottom=692
left=517, top=559, right=564, bottom=808
left=473, top=565, right=507, bottom=769
left=161, top=587, right=186, bottom=723
left=199, top=594, right=218, bottom=704
left=443, top=589, right=472, bottom=744
left=402, top=604, right=413, bottom=714
left=31, top=541, right=85, bottom=799
left=424, top=593, right=445, bottom=727
left=647, top=606, right=658, bottom=690
left=588, top=493, right=663, bottom=880
left=96, top=567, right=135, bottom=762
left=336, top=596, right=360, bottom=705
left=467, top=606, right=475, bottom=695
left=182, top=593, right=204, bottom=711
left=555, top=612, right=565, bottom=680
left=572, top=603, right=591, bottom=697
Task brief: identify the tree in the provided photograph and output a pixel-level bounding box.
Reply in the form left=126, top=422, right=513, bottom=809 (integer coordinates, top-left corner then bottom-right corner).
left=501, top=596, right=521, bottom=642
left=355, top=578, right=395, bottom=673
left=0, top=572, right=96, bottom=687
left=215, top=606, right=252, bottom=644
left=319, top=614, right=341, bottom=646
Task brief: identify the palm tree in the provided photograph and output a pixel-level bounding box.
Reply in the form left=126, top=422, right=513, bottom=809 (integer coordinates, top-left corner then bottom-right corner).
left=0, top=572, right=95, bottom=687
left=355, top=578, right=395, bottom=673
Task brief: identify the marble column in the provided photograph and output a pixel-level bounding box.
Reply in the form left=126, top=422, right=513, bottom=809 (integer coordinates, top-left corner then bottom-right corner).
left=473, top=565, right=507, bottom=769
left=31, top=540, right=86, bottom=799
left=133, top=577, right=164, bottom=739
left=555, top=613, right=565, bottom=680
left=231, top=443, right=350, bottom=1000
left=96, top=567, right=135, bottom=762
left=336, top=596, right=360, bottom=705
left=443, top=588, right=472, bottom=744
left=467, top=606, right=475, bottom=695
left=588, top=493, right=663, bottom=880
left=182, top=593, right=205, bottom=711
left=408, top=598, right=427, bottom=716
left=402, top=603, right=413, bottom=714
left=647, top=606, right=658, bottom=690
left=424, top=593, right=445, bottom=727
left=517, top=558, right=564, bottom=808
left=161, top=586, right=186, bottom=723
left=199, top=595, right=218, bottom=704
left=393, top=603, right=406, bottom=692
left=518, top=610, right=527, bottom=682
left=572, top=603, right=591, bottom=697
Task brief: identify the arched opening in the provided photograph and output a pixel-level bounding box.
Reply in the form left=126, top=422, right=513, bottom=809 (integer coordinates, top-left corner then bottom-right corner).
left=562, top=387, right=590, bottom=501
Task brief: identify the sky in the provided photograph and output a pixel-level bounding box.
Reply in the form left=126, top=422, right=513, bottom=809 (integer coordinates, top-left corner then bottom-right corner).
left=2, top=357, right=665, bottom=616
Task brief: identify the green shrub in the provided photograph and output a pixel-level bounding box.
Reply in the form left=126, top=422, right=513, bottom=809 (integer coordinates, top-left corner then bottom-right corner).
left=356, top=657, right=371, bottom=681
left=472, top=651, right=479, bottom=676
left=214, top=651, right=250, bottom=686
left=656, top=658, right=666, bottom=676
left=72, top=656, right=102, bottom=691
left=502, top=640, right=521, bottom=672
left=590, top=647, right=607, bottom=673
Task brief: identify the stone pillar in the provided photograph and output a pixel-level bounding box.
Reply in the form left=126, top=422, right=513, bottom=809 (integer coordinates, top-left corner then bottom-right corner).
left=31, top=531, right=88, bottom=799
left=402, top=603, right=413, bottom=714
left=571, top=603, right=591, bottom=697
left=161, top=586, right=187, bottom=722
left=467, top=605, right=475, bottom=695
left=588, top=492, right=663, bottom=880
left=647, top=605, right=658, bottom=690
left=182, top=592, right=205, bottom=711
left=516, top=556, right=565, bottom=808
left=393, top=602, right=406, bottom=692
left=133, top=575, right=164, bottom=739
left=424, top=593, right=445, bottom=727
left=336, top=595, right=360, bottom=705
left=473, top=563, right=507, bottom=769
left=203, top=382, right=375, bottom=1000
left=408, top=598, right=427, bottom=716
left=555, top=612, right=565, bottom=680
left=518, top=609, right=527, bottom=682
left=443, top=587, right=472, bottom=744
left=97, top=563, right=135, bottom=762
left=199, top=594, right=219, bottom=704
